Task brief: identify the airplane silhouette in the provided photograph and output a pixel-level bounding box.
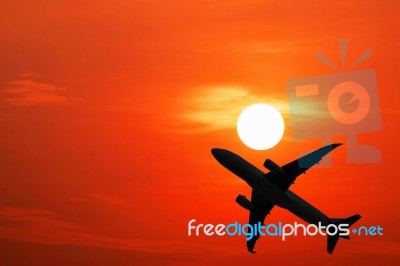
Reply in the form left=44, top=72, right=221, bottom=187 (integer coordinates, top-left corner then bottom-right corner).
left=211, top=143, right=361, bottom=254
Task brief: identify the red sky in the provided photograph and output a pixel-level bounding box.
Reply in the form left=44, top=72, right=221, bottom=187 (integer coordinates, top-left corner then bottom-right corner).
left=0, top=0, right=399, bottom=265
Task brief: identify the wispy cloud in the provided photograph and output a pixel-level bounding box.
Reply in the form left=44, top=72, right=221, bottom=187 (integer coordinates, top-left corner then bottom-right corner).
left=0, top=207, right=213, bottom=254
left=69, top=193, right=129, bottom=207
left=1, top=77, right=79, bottom=106
left=176, top=85, right=288, bottom=132
left=17, top=72, right=42, bottom=79
left=345, top=240, right=400, bottom=255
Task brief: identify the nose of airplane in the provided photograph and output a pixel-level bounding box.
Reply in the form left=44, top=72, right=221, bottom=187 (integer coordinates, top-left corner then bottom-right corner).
left=211, top=148, right=233, bottom=166
left=211, top=148, right=223, bottom=158
left=212, top=148, right=230, bottom=161
left=211, top=148, right=228, bottom=166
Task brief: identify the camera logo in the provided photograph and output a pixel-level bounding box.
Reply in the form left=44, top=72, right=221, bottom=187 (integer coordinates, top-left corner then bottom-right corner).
left=287, top=39, right=382, bottom=166
left=327, top=80, right=371, bottom=125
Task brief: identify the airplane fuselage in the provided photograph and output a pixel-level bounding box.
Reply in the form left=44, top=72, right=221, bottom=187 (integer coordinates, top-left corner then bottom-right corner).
left=211, top=148, right=329, bottom=226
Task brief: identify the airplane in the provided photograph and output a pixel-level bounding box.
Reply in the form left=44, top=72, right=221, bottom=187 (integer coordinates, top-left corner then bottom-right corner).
left=211, top=143, right=361, bottom=254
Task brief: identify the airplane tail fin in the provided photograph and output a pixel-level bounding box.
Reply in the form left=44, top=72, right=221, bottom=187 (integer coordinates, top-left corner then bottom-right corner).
left=327, top=214, right=361, bottom=254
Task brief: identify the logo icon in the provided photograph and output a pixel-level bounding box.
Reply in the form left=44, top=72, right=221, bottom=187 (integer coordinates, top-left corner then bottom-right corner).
left=287, top=39, right=382, bottom=166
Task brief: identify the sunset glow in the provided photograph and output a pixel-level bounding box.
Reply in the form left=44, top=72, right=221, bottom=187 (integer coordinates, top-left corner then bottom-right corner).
left=0, top=1, right=399, bottom=265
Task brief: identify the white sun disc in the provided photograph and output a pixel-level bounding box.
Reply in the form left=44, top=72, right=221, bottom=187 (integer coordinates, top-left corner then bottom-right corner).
left=237, top=103, right=285, bottom=150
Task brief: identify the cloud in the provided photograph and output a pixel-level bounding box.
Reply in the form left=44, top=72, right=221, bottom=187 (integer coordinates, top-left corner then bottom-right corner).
left=17, top=72, right=42, bottom=79
left=0, top=207, right=212, bottom=254
left=1, top=78, right=79, bottom=106
left=345, top=240, right=400, bottom=255
left=0, top=207, right=83, bottom=243
left=69, top=193, right=129, bottom=207
left=176, top=85, right=288, bottom=132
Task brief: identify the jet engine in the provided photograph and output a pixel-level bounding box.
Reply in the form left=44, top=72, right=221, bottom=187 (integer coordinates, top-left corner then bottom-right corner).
left=263, top=159, right=285, bottom=175
left=235, top=194, right=254, bottom=211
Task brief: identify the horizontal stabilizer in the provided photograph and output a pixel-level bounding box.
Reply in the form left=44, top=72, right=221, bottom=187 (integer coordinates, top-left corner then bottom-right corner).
left=327, top=214, right=361, bottom=254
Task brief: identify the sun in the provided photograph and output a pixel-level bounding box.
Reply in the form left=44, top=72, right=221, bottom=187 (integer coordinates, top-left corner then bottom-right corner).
left=237, top=103, right=285, bottom=150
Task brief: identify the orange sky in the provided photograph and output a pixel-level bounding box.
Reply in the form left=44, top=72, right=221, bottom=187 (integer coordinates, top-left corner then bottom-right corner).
left=0, top=0, right=399, bottom=265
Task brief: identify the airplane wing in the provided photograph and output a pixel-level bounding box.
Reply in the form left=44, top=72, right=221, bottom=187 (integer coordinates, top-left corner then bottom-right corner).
left=246, top=143, right=342, bottom=252
left=265, top=143, right=342, bottom=192
left=247, top=189, right=275, bottom=253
